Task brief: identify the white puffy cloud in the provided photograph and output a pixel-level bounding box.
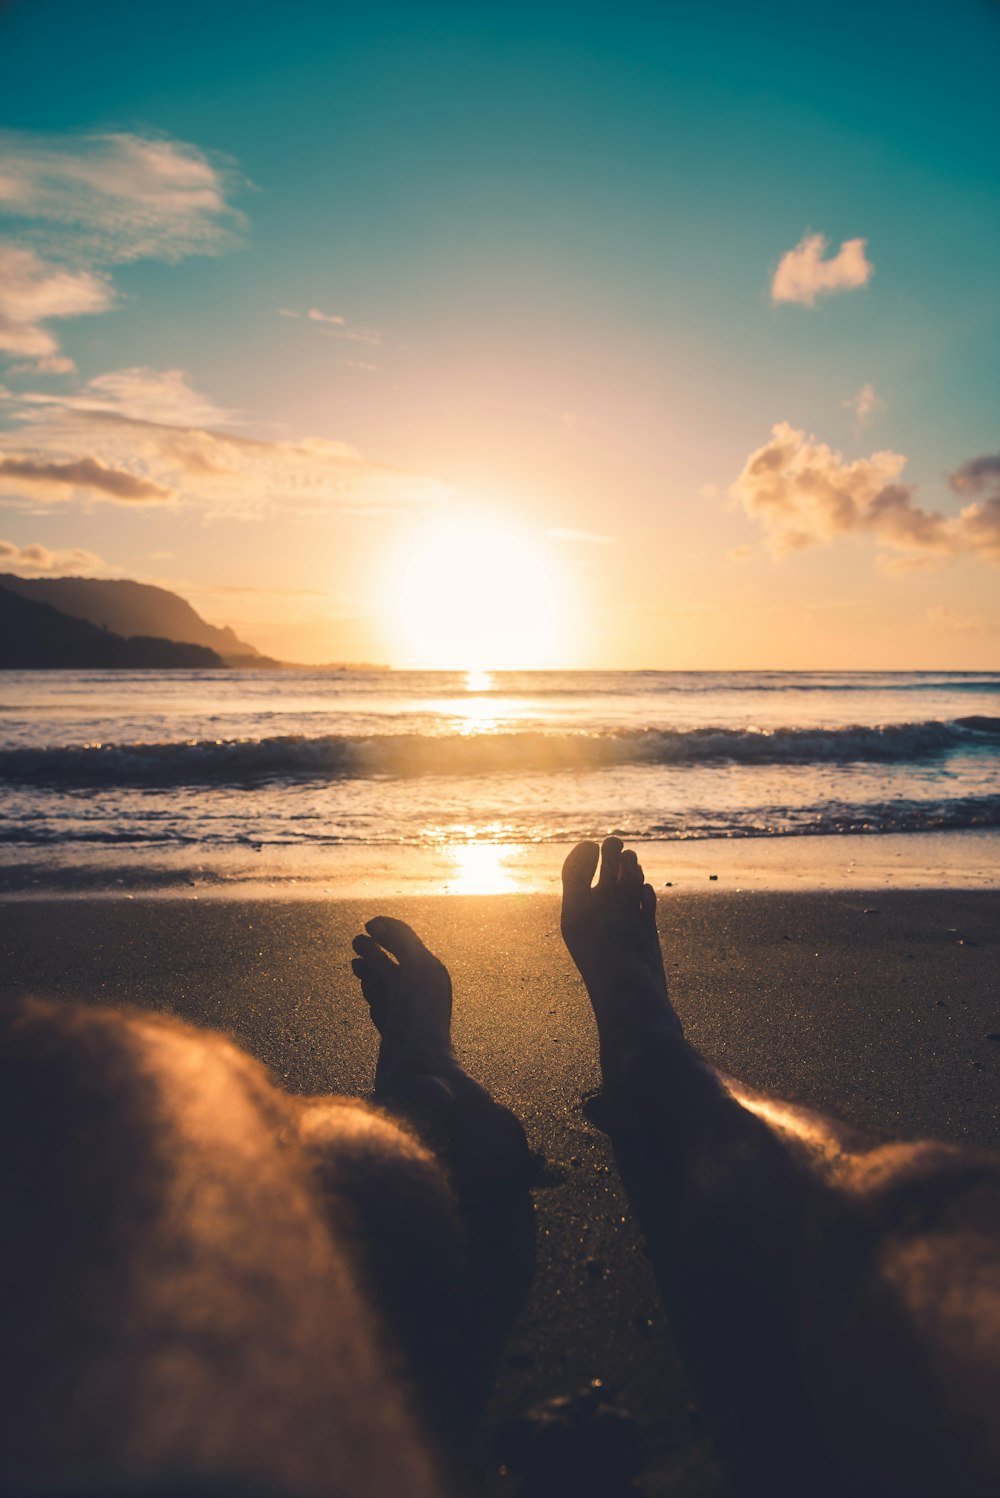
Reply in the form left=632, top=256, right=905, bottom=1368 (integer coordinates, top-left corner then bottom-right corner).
left=731, top=423, right=1000, bottom=565
left=771, top=232, right=873, bottom=307
left=0, top=130, right=245, bottom=264
left=0, top=538, right=105, bottom=574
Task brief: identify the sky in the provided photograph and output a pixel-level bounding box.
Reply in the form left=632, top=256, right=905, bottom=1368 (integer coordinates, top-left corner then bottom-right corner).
left=0, top=0, right=998, bottom=668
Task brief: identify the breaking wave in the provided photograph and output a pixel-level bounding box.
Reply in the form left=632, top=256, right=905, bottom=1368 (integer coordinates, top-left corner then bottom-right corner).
left=1, top=716, right=997, bottom=788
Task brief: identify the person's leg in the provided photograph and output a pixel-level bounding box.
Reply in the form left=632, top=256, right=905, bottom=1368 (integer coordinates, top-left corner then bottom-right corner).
left=350, top=914, right=533, bottom=1193
left=0, top=996, right=446, bottom=1498
left=296, top=1092, right=465, bottom=1441
left=348, top=914, right=538, bottom=1449
left=561, top=838, right=1000, bottom=1498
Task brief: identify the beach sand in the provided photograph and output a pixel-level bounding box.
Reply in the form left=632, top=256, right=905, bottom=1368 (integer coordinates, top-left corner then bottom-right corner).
left=2, top=888, right=998, bottom=1495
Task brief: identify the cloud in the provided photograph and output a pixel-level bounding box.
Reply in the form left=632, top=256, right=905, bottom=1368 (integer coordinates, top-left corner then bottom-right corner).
left=926, top=605, right=988, bottom=634
left=0, top=130, right=246, bottom=264
left=843, top=382, right=884, bottom=426
left=333, top=326, right=382, bottom=346
left=731, top=423, right=1000, bottom=565
left=771, top=232, right=873, bottom=307
left=281, top=307, right=382, bottom=345
left=546, top=526, right=615, bottom=545
left=949, top=452, right=1000, bottom=563
left=0, top=538, right=105, bottom=575
left=0, top=130, right=246, bottom=371
left=0, top=243, right=114, bottom=368
left=0, top=453, right=176, bottom=504
left=19, top=366, right=238, bottom=427
left=0, top=377, right=451, bottom=519
left=950, top=453, right=1000, bottom=495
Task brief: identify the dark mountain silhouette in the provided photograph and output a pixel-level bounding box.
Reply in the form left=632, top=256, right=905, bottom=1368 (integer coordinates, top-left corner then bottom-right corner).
left=0, top=586, right=225, bottom=669
left=0, top=575, right=260, bottom=663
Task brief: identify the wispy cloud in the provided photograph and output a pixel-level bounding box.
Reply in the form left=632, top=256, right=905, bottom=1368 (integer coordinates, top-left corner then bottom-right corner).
left=0, top=130, right=246, bottom=372
left=0, top=130, right=246, bottom=264
left=0, top=537, right=106, bottom=574
left=333, top=326, right=382, bottom=346
left=771, top=232, right=873, bottom=307
left=0, top=376, right=451, bottom=519
left=925, top=604, right=989, bottom=634
left=0, top=244, right=114, bottom=370
left=842, top=382, right=884, bottom=427
left=279, top=306, right=382, bottom=345
left=16, top=366, right=239, bottom=427
left=731, top=423, right=1000, bottom=565
left=0, top=452, right=176, bottom=504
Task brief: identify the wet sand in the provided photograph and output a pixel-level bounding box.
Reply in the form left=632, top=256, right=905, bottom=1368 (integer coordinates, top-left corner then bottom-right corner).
left=2, top=889, right=998, bottom=1495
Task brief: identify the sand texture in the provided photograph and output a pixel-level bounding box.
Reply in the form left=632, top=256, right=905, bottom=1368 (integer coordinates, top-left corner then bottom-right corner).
left=2, top=889, right=998, bottom=1495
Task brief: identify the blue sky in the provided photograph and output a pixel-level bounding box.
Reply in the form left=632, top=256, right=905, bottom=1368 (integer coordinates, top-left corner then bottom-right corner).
left=0, top=0, right=997, bottom=665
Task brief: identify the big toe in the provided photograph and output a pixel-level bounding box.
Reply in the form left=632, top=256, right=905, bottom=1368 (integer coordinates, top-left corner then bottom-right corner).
left=561, top=840, right=599, bottom=902
left=365, top=915, right=433, bottom=965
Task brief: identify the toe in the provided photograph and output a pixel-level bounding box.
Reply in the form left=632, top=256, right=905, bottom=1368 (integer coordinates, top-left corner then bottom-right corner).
left=365, top=915, right=435, bottom=966
left=619, top=848, right=642, bottom=899
left=351, top=933, right=396, bottom=976
left=639, top=882, right=657, bottom=923
left=561, top=840, right=599, bottom=897
left=597, top=836, right=623, bottom=890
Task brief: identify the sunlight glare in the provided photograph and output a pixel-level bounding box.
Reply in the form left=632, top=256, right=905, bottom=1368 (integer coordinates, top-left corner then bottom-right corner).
left=386, top=516, right=565, bottom=669
left=445, top=842, right=524, bottom=894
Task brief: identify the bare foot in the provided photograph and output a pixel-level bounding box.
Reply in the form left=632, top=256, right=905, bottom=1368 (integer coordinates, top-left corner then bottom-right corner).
left=352, top=916, right=531, bottom=1189
left=561, top=838, right=683, bottom=1130
left=352, top=916, right=457, bottom=1105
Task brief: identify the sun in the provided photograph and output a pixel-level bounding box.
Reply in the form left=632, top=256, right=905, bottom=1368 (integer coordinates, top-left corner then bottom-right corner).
left=385, top=515, right=567, bottom=669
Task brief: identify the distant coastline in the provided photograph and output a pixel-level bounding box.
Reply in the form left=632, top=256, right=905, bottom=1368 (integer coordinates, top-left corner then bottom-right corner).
left=0, top=587, right=224, bottom=670
left=0, top=574, right=386, bottom=671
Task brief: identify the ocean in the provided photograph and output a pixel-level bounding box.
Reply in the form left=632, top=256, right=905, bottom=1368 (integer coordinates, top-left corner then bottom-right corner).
left=1, top=669, right=998, bottom=894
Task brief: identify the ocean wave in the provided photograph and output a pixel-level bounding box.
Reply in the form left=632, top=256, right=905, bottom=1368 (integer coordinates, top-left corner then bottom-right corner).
left=0, top=796, right=998, bottom=845
left=0, top=717, right=997, bottom=787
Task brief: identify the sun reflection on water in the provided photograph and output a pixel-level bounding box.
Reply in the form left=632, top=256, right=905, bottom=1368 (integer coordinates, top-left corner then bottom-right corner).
left=444, top=841, right=525, bottom=894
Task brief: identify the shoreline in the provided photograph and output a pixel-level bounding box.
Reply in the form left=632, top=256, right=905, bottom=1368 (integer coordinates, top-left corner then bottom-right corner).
left=1, top=826, right=998, bottom=900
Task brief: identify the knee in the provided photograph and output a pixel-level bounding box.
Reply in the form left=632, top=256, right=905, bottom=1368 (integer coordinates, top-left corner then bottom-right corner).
left=298, top=1098, right=460, bottom=1263
left=297, top=1099, right=461, bottom=1365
